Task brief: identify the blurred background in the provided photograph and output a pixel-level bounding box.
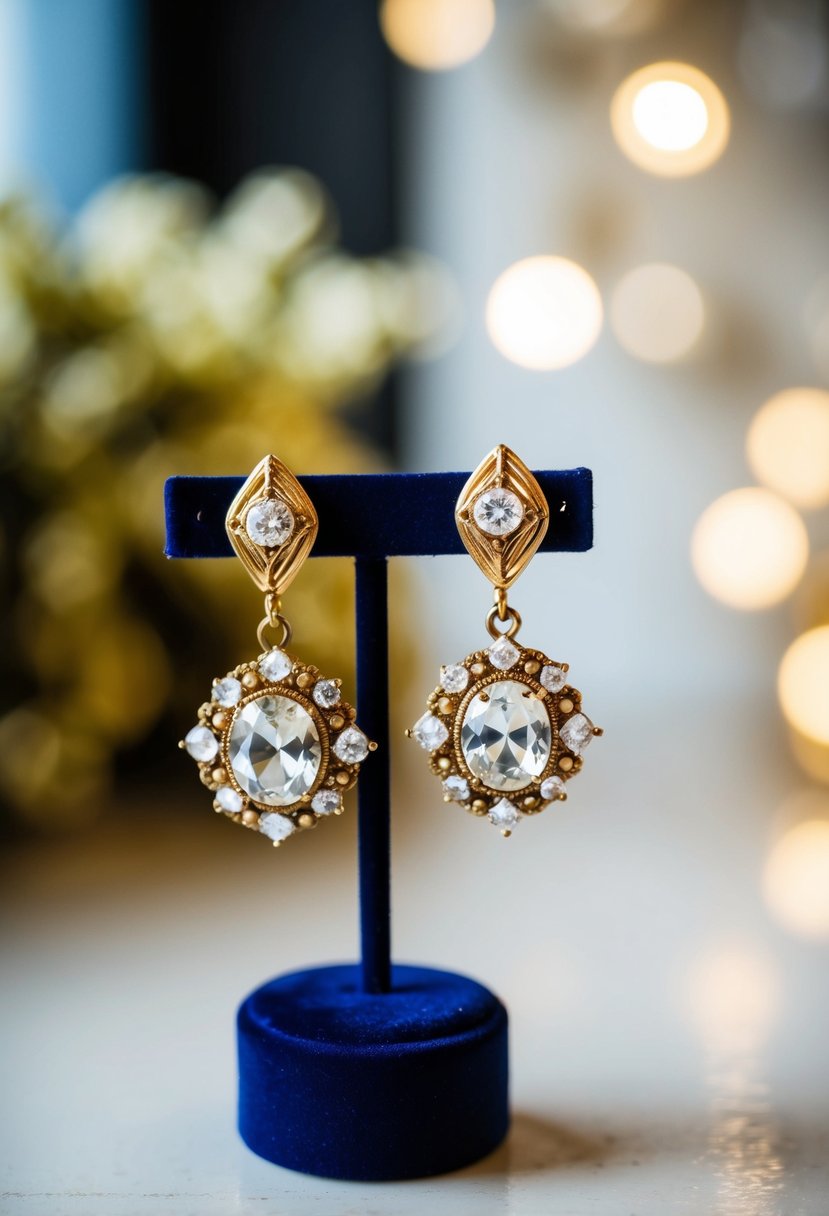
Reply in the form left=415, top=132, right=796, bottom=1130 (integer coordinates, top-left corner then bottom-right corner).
left=2, top=1, right=829, bottom=1211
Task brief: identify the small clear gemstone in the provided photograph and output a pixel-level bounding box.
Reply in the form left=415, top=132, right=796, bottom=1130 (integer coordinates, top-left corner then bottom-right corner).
left=440, top=663, right=469, bottom=694
left=489, top=798, right=521, bottom=830
left=216, top=786, right=244, bottom=812
left=540, top=665, right=566, bottom=693
left=540, top=775, right=566, bottom=800
left=473, top=488, right=524, bottom=537
left=443, top=775, right=470, bottom=802
left=333, top=726, right=369, bottom=764
left=212, top=676, right=242, bottom=707
left=312, top=679, right=341, bottom=709
left=488, top=637, right=520, bottom=670
left=560, top=712, right=595, bottom=755
left=259, top=812, right=296, bottom=843
left=229, top=694, right=321, bottom=805
left=245, top=497, right=294, bottom=547
left=411, top=712, right=449, bottom=752
left=258, top=649, right=293, bottom=682
left=312, top=789, right=342, bottom=816
left=461, top=679, right=551, bottom=791
left=184, top=725, right=219, bottom=762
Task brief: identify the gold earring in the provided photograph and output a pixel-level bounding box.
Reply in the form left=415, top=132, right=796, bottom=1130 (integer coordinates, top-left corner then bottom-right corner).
left=180, top=455, right=375, bottom=847
left=408, top=445, right=601, bottom=836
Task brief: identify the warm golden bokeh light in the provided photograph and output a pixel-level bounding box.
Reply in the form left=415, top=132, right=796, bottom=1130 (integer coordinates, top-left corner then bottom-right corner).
left=611, top=61, right=730, bottom=176
left=611, top=262, right=705, bottom=363
left=746, top=388, right=829, bottom=510
left=764, top=816, right=829, bottom=938
left=685, top=943, right=778, bottom=1052
left=691, top=488, right=809, bottom=611
left=485, top=256, right=603, bottom=370
left=778, top=626, right=829, bottom=745
left=379, top=0, right=495, bottom=71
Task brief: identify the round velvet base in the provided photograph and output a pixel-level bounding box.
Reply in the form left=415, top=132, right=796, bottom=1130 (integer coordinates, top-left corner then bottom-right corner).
left=237, top=963, right=509, bottom=1181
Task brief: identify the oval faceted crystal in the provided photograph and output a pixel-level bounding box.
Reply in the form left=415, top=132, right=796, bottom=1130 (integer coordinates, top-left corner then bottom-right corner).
left=461, top=679, right=551, bottom=791
left=229, top=694, right=321, bottom=807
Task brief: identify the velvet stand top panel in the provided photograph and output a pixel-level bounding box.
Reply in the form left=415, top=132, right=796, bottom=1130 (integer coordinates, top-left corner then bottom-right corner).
left=164, top=469, right=593, bottom=560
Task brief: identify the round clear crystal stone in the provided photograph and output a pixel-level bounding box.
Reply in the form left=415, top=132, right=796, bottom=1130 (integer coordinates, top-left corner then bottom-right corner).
left=440, top=664, right=469, bottom=694
left=540, top=775, right=566, bottom=801
left=216, top=786, right=243, bottom=813
left=443, top=775, right=470, bottom=802
left=313, top=679, right=341, bottom=709
left=184, top=725, right=219, bottom=762
left=560, top=712, right=595, bottom=755
left=473, top=488, right=524, bottom=537
left=228, top=694, right=321, bottom=806
left=461, top=680, right=551, bottom=792
left=245, top=497, right=294, bottom=547
left=212, top=676, right=242, bottom=707
left=333, top=726, right=369, bottom=764
left=411, top=712, right=449, bottom=752
left=258, top=812, right=296, bottom=843
left=489, top=798, right=521, bottom=831
left=311, top=789, right=341, bottom=816
left=540, top=665, right=566, bottom=693
left=488, top=637, right=520, bottom=671
left=258, top=649, right=292, bottom=682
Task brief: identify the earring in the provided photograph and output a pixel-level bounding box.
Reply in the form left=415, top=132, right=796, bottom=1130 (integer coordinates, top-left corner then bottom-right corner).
left=180, top=455, right=375, bottom=847
left=408, top=445, right=601, bottom=837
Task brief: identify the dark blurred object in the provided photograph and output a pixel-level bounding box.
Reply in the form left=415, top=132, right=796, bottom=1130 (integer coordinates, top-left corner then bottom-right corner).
left=0, top=170, right=439, bottom=833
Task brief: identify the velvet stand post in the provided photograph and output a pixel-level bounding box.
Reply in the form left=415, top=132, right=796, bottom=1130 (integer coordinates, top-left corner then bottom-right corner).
left=164, top=468, right=593, bottom=1181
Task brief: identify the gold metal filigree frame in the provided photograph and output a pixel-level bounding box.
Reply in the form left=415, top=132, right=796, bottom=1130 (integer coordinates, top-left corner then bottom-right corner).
left=225, top=454, right=318, bottom=596
left=455, top=444, right=549, bottom=591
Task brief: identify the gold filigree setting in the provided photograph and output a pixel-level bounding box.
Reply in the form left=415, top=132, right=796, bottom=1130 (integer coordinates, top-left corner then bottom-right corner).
left=180, top=650, right=375, bottom=847
left=225, top=454, right=318, bottom=596
left=409, top=639, right=601, bottom=836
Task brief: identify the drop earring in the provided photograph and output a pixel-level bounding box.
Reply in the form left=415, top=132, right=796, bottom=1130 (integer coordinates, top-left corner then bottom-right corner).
left=408, top=445, right=601, bottom=836
left=180, top=455, right=375, bottom=846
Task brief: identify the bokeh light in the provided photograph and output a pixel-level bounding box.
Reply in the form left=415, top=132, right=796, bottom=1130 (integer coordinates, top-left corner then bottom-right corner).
left=611, top=262, right=704, bottom=363
left=685, top=943, right=778, bottom=1052
left=765, top=807, right=829, bottom=938
left=778, top=626, right=829, bottom=745
left=485, top=256, right=602, bottom=370
left=543, top=0, right=664, bottom=37
left=611, top=61, right=730, bottom=176
left=691, top=488, right=809, bottom=611
left=747, top=388, right=829, bottom=510
left=379, top=0, right=495, bottom=71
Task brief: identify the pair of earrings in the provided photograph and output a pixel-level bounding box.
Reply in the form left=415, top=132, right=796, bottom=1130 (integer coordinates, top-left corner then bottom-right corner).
left=181, top=448, right=601, bottom=845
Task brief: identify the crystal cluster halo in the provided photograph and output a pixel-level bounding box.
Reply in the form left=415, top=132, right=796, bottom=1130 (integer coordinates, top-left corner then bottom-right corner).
left=409, top=639, right=601, bottom=836
left=180, top=650, right=375, bottom=846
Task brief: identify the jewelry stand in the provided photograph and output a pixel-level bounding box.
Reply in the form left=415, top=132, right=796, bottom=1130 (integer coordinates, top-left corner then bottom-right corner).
left=164, top=467, right=593, bottom=1181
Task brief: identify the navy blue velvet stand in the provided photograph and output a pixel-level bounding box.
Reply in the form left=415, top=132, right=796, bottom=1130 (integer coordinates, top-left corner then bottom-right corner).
left=164, top=468, right=593, bottom=1181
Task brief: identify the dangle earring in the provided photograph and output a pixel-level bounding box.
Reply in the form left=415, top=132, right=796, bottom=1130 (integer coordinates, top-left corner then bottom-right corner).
left=408, top=445, right=601, bottom=836
left=180, top=455, right=375, bottom=847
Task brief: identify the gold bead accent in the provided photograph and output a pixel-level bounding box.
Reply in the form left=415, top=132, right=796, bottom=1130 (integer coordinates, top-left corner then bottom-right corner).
left=524, top=659, right=540, bottom=675
left=242, top=672, right=259, bottom=690
left=437, top=756, right=451, bottom=771
left=471, top=798, right=488, bottom=814
left=438, top=696, right=453, bottom=715
left=559, top=756, right=574, bottom=771
left=298, top=813, right=315, bottom=829
left=335, top=771, right=350, bottom=786
left=559, top=698, right=574, bottom=714
left=523, top=796, right=538, bottom=809
left=212, top=767, right=227, bottom=784
left=212, top=712, right=228, bottom=730
left=242, top=810, right=259, bottom=826
left=471, top=662, right=485, bottom=676
left=295, top=672, right=313, bottom=690
left=329, top=713, right=345, bottom=730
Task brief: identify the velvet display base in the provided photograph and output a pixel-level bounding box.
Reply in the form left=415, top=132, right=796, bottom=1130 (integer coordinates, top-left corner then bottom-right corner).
left=237, top=963, right=509, bottom=1181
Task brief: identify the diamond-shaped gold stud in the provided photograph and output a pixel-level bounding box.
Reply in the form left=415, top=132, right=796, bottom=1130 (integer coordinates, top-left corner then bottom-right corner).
left=455, top=445, right=549, bottom=589
left=225, top=454, right=318, bottom=595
